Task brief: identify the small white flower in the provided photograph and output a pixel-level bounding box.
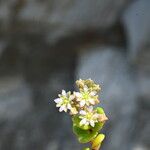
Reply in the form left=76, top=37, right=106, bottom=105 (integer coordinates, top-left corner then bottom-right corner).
left=54, top=90, right=74, bottom=113
left=74, top=89, right=99, bottom=107
left=79, top=106, right=99, bottom=127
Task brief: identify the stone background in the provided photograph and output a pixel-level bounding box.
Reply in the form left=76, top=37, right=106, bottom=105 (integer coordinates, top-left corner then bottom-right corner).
left=0, top=0, right=150, bottom=150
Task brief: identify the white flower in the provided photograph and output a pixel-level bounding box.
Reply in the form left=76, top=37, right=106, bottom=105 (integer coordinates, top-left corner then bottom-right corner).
left=79, top=106, right=100, bottom=127
left=54, top=90, right=74, bottom=113
left=74, top=87, right=99, bottom=107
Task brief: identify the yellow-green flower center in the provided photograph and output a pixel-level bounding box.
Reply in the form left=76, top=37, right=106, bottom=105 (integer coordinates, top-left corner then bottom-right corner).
left=62, top=97, right=70, bottom=104
left=82, top=92, right=90, bottom=100
left=86, top=112, right=93, bottom=120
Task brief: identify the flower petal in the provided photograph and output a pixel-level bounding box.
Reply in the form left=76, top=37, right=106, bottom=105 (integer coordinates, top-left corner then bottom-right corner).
left=62, top=90, right=66, bottom=96
left=54, top=98, right=62, bottom=103
left=79, top=110, right=87, bottom=115
left=75, top=92, right=82, bottom=97
left=59, top=105, right=66, bottom=112
left=90, top=91, right=97, bottom=96
left=85, top=121, right=89, bottom=126
left=70, top=95, right=75, bottom=100
left=56, top=103, right=61, bottom=107
left=89, top=99, right=95, bottom=105
left=93, top=114, right=99, bottom=119
left=64, top=107, right=67, bottom=112
left=88, top=106, right=93, bottom=112
left=80, top=118, right=87, bottom=126
left=90, top=120, right=95, bottom=127
left=80, top=100, right=86, bottom=107
left=83, top=85, right=88, bottom=92
left=67, top=103, right=72, bottom=109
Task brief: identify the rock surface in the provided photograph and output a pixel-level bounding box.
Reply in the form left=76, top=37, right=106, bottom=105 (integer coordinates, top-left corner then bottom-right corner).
left=0, top=0, right=149, bottom=150
left=0, top=76, right=31, bottom=120
left=122, top=0, right=150, bottom=63
left=122, top=1, right=150, bottom=149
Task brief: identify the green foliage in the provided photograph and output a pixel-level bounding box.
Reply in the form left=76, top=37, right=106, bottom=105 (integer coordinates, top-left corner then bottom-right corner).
left=72, top=115, right=104, bottom=144
left=73, top=125, right=98, bottom=143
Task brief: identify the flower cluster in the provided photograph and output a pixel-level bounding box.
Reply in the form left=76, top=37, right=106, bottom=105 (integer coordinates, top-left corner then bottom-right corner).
left=54, top=79, right=108, bottom=127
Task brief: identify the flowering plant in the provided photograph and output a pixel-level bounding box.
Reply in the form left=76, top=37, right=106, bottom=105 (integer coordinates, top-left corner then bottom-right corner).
left=54, top=79, right=108, bottom=150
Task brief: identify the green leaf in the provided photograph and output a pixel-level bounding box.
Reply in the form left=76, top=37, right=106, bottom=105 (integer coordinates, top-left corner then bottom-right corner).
left=92, top=122, right=104, bottom=133
left=73, top=125, right=98, bottom=143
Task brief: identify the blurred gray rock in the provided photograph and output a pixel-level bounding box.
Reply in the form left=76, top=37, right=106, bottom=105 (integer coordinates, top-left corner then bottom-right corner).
left=0, top=0, right=130, bottom=42
left=0, top=74, right=78, bottom=150
left=122, top=0, right=150, bottom=64
left=19, top=0, right=129, bottom=28
left=133, top=146, right=149, bottom=150
left=122, top=1, right=150, bottom=149
left=76, top=46, right=137, bottom=150
left=0, top=0, right=150, bottom=150
left=45, top=0, right=131, bottom=42
left=0, top=76, right=31, bottom=120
